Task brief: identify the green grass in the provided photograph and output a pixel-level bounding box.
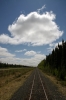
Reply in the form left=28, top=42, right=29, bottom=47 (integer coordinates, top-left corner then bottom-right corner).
left=0, top=67, right=34, bottom=77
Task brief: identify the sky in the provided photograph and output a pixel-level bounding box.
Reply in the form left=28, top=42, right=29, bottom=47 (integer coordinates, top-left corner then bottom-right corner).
left=0, top=0, right=66, bottom=67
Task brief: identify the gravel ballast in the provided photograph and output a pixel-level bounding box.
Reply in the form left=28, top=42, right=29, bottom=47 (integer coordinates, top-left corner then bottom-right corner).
left=10, top=68, right=66, bottom=100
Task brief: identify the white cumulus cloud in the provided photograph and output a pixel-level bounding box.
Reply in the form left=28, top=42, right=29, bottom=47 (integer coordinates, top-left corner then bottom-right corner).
left=0, top=8, right=63, bottom=46
left=25, top=50, right=36, bottom=56
left=15, top=49, right=27, bottom=52
left=0, top=46, right=15, bottom=57
left=0, top=48, right=45, bottom=66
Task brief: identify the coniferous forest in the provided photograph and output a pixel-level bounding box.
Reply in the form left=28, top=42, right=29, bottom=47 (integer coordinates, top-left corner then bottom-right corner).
left=38, top=40, right=66, bottom=81
left=0, top=62, right=30, bottom=68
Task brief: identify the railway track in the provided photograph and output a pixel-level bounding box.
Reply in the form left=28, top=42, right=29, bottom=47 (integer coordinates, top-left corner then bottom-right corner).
left=29, top=69, right=49, bottom=100
left=10, top=68, right=50, bottom=100
left=10, top=68, right=66, bottom=100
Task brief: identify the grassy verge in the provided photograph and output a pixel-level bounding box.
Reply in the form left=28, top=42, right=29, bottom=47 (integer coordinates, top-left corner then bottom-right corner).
left=39, top=68, right=66, bottom=97
left=0, top=67, right=34, bottom=100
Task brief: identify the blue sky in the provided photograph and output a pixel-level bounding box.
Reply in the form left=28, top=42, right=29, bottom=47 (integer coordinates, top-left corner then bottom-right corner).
left=0, top=0, right=66, bottom=66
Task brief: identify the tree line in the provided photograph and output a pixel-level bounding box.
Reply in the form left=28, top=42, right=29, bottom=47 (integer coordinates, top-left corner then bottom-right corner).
left=0, top=62, right=30, bottom=68
left=38, top=40, right=66, bottom=80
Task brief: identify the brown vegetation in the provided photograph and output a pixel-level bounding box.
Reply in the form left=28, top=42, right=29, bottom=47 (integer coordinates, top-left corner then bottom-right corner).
left=0, top=68, right=34, bottom=100
left=42, top=71, right=66, bottom=97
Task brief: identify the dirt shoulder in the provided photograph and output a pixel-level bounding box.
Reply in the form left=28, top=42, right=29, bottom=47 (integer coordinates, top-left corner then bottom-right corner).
left=41, top=70, right=66, bottom=97
left=0, top=70, right=33, bottom=100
